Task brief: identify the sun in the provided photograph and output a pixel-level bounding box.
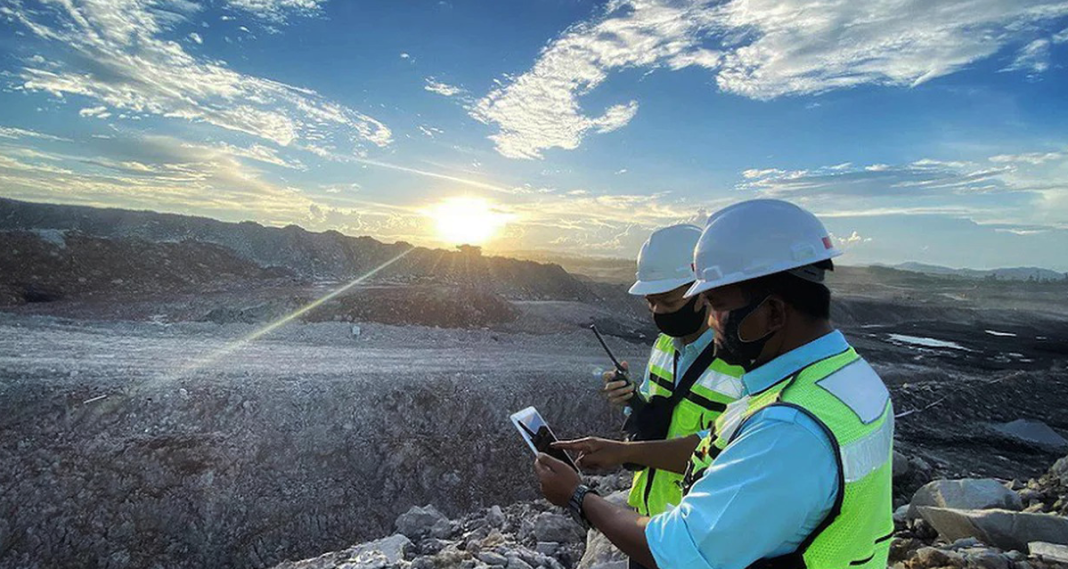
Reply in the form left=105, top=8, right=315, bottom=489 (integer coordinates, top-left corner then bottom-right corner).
left=429, top=196, right=513, bottom=246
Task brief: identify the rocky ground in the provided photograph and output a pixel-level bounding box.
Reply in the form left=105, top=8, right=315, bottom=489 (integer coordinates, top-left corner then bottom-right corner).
left=268, top=454, right=1068, bottom=569
left=1, top=198, right=1067, bottom=569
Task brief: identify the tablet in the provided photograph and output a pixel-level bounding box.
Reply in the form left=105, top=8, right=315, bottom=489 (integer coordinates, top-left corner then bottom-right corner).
left=509, top=406, right=579, bottom=472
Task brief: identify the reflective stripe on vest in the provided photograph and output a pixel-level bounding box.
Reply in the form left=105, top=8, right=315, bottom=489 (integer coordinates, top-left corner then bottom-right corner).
left=682, top=347, right=895, bottom=569
left=628, top=334, right=744, bottom=516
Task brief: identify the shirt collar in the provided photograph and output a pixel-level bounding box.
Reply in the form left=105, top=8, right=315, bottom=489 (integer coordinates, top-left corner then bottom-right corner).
left=742, top=330, right=849, bottom=395
left=673, top=326, right=715, bottom=355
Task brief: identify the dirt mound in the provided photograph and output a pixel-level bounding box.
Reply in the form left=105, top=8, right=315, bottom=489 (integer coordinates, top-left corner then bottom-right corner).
left=0, top=230, right=293, bottom=307
left=0, top=198, right=594, bottom=302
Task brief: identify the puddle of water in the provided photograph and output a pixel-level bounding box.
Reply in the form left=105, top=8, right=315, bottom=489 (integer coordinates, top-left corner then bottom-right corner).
left=984, top=330, right=1017, bottom=337
left=887, top=333, right=973, bottom=351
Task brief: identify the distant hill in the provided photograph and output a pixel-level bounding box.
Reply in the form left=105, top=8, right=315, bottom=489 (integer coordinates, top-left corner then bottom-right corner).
left=494, top=249, right=634, bottom=284
left=0, top=198, right=595, bottom=301
left=892, top=262, right=1066, bottom=283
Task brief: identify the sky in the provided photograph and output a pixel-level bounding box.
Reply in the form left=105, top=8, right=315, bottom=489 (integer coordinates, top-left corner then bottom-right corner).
left=1, top=0, right=1067, bottom=271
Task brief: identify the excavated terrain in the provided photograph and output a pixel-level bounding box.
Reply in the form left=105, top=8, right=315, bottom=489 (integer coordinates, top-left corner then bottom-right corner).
left=1, top=199, right=1066, bottom=569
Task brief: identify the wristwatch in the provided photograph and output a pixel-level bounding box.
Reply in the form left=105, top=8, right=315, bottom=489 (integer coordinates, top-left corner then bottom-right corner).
left=567, top=484, right=598, bottom=529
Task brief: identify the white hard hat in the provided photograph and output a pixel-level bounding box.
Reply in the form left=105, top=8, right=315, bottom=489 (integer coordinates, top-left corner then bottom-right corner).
left=628, top=224, right=702, bottom=296
left=685, top=199, right=841, bottom=298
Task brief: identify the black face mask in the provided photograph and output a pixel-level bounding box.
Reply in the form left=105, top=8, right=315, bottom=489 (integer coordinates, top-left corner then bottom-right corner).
left=715, top=295, right=775, bottom=371
left=653, top=295, right=707, bottom=338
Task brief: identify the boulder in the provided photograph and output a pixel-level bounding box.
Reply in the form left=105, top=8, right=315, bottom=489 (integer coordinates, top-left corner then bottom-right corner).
left=536, top=542, right=560, bottom=557
left=532, top=512, right=585, bottom=544
left=991, top=420, right=1068, bottom=452
left=894, top=451, right=911, bottom=479
left=396, top=505, right=449, bottom=539
left=916, top=507, right=1068, bottom=551
left=908, top=479, right=1023, bottom=519
left=506, top=556, right=534, bottom=569
left=1051, top=456, right=1068, bottom=487
left=1029, top=542, right=1068, bottom=564
left=341, top=534, right=413, bottom=569
left=909, top=546, right=965, bottom=569
left=485, top=505, right=507, bottom=529
left=477, top=551, right=508, bottom=566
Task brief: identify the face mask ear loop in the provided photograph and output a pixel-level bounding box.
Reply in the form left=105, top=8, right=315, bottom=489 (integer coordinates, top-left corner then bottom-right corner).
left=735, top=295, right=771, bottom=344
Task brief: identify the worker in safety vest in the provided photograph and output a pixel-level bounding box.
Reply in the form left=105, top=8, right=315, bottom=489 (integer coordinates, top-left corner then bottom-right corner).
left=537, top=199, right=894, bottom=569
left=600, top=225, right=744, bottom=533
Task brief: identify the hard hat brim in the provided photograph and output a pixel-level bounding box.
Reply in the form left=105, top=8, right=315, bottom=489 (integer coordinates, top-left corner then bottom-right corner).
left=628, top=277, right=695, bottom=296
left=683, top=249, right=842, bottom=298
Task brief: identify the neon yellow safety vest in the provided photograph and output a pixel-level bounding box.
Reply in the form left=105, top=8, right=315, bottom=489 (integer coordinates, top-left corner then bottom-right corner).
left=627, top=333, right=745, bottom=516
left=683, top=347, right=895, bottom=569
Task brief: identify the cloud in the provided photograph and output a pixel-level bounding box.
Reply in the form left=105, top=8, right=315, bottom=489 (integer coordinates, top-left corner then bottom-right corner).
left=418, top=125, right=444, bottom=138
left=424, top=78, right=466, bottom=97
left=740, top=159, right=1021, bottom=198
left=832, top=230, right=872, bottom=248
left=989, top=151, right=1065, bottom=165
left=188, top=32, right=203, bottom=44
left=79, top=106, right=111, bottom=119
left=0, top=134, right=318, bottom=219
left=475, top=0, right=1068, bottom=158
left=221, top=0, right=328, bottom=22
left=739, top=147, right=1068, bottom=238
left=7, top=0, right=391, bottom=154
left=0, top=125, right=69, bottom=141
left=1004, top=38, right=1052, bottom=74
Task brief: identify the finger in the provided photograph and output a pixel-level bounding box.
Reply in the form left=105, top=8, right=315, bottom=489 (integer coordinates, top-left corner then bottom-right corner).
left=602, top=380, right=629, bottom=391
left=552, top=438, right=591, bottom=450
left=536, top=453, right=562, bottom=473
left=620, top=360, right=629, bottom=371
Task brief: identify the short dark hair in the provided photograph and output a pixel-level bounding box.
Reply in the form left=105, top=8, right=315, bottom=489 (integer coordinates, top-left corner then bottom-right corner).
left=739, top=260, right=833, bottom=320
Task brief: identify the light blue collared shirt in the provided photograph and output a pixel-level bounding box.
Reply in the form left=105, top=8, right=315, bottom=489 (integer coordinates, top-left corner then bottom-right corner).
left=645, top=331, right=849, bottom=569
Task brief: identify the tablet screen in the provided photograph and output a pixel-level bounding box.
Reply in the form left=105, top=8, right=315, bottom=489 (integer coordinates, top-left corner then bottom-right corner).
left=510, top=406, right=579, bottom=472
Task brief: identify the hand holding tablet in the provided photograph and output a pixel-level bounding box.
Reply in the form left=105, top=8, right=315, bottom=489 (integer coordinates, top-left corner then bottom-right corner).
left=509, top=406, right=580, bottom=472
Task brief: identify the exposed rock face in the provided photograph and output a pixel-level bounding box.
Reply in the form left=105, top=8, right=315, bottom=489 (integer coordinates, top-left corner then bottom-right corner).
left=908, top=479, right=1024, bottom=520
left=916, top=507, right=1068, bottom=552
left=992, top=420, right=1068, bottom=452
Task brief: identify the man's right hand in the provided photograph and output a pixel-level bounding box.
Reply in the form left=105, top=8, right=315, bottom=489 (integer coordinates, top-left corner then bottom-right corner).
left=601, top=361, right=635, bottom=407
left=552, top=437, right=632, bottom=471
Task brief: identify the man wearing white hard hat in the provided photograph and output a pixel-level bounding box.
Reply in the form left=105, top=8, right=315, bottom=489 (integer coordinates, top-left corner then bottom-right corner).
left=538, top=200, right=894, bottom=569
left=597, top=225, right=744, bottom=554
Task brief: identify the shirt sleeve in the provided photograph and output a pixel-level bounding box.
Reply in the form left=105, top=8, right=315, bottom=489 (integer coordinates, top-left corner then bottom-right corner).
left=645, top=406, right=840, bottom=569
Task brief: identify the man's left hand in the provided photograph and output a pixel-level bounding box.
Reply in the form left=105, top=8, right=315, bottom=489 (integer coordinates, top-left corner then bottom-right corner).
left=534, top=453, right=582, bottom=507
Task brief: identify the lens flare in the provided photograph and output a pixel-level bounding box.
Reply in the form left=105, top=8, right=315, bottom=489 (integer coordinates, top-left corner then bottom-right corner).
left=164, top=247, right=414, bottom=382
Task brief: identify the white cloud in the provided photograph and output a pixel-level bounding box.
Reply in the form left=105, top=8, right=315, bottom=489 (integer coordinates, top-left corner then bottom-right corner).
left=832, top=230, right=872, bottom=248
left=0, top=125, right=69, bottom=141
left=0, top=134, right=317, bottom=218
left=188, top=32, right=203, bottom=44
left=424, top=78, right=465, bottom=97
left=1055, top=27, right=1068, bottom=43
left=79, top=106, right=110, bottom=119
left=418, top=125, right=444, bottom=138
left=476, top=0, right=1068, bottom=158
left=9, top=0, right=390, bottom=153
left=1004, top=38, right=1051, bottom=74
left=222, top=0, right=328, bottom=22
left=989, top=151, right=1065, bottom=165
